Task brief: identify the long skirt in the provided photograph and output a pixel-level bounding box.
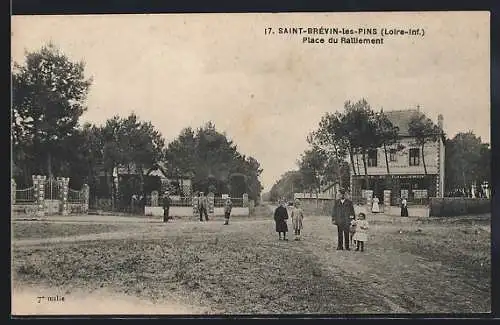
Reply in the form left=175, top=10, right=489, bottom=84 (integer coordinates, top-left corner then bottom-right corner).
left=401, top=206, right=409, bottom=217
left=353, top=231, right=368, bottom=242
left=292, top=216, right=303, bottom=231
left=275, top=219, right=288, bottom=233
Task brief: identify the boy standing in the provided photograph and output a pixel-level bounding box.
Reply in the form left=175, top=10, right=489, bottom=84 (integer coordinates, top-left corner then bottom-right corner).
left=224, top=197, right=233, bottom=225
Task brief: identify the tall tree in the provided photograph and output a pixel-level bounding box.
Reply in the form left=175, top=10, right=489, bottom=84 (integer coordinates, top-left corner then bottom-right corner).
left=374, top=109, right=401, bottom=175
left=119, top=113, right=165, bottom=192
left=408, top=111, right=442, bottom=175
left=298, top=146, right=328, bottom=194
left=77, top=123, right=104, bottom=190
left=445, top=132, right=490, bottom=192
left=308, top=111, right=350, bottom=188
left=12, top=43, right=93, bottom=177
left=165, top=127, right=197, bottom=179
left=242, top=156, right=264, bottom=202
left=165, top=122, right=263, bottom=200
left=101, top=116, right=123, bottom=208
left=342, top=99, right=378, bottom=188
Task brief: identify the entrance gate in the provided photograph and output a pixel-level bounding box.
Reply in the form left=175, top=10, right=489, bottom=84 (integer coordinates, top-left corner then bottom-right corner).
left=44, top=177, right=61, bottom=214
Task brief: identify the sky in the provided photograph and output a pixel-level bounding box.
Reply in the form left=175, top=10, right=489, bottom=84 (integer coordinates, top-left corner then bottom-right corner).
left=11, top=12, right=490, bottom=192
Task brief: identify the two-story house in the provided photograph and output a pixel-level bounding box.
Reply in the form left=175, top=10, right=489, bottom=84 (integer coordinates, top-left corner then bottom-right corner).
left=349, top=109, right=445, bottom=204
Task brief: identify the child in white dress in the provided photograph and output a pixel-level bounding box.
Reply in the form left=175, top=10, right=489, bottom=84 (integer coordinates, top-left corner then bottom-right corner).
left=372, top=197, right=380, bottom=213
left=291, top=199, right=304, bottom=241
left=353, top=212, right=369, bottom=252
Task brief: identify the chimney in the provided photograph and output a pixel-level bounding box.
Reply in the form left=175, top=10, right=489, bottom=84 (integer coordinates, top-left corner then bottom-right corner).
left=438, top=114, right=444, bottom=129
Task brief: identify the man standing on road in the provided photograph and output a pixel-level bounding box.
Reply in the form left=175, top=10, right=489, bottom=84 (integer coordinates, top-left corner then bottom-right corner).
left=162, top=191, right=171, bottom=223
left=198, top=192, right=209, bottom=221
left=223, top=196, right=233, bottom=225
left=332, top=188, right=355, bottom=250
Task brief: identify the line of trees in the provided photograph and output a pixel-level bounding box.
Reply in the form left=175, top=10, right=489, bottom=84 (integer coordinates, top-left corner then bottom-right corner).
left=12, top=43, right=263, bottom=206
left=445, top=132, right=490, bottom=196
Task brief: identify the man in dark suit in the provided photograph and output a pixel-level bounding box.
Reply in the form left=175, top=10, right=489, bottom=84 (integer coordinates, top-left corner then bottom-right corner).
left=332, top=188, right=355, bottom=250
left=162, top=191, right=171, bottom=223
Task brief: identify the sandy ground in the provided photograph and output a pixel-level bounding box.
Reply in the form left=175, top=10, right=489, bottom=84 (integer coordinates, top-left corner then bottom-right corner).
left=12, top=286, right=208, bottom=315
left=11, top=211, right=491, bottom=315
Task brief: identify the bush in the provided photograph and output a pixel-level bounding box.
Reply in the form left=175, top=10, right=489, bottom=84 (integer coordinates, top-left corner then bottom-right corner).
left=430, top=198, right=490, bottom=217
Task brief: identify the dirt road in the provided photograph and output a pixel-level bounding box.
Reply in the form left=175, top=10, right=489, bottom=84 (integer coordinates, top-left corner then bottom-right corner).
left=11, top=213, right=491, bottom=314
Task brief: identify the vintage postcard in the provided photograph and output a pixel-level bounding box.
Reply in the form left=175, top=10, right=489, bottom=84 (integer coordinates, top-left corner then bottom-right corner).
left=11, top=11, right=490, bottom=316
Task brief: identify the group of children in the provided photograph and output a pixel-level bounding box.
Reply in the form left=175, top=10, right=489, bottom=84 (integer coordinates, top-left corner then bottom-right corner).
left=274, top=199, right=369, bottom=251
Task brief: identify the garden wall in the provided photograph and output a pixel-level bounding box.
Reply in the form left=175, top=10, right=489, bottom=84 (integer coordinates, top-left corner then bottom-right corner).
left=429, top=198, right=491, bottom=217
left=144, top=206, right=250, bottom=217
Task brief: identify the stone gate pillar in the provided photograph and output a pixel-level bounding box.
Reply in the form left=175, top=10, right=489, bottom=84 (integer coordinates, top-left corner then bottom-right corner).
left=57, top=177, right=70, bottom=215
left=243, top=193, right=249, bottom=208
left=82, top=184, right=90, bottom=214
left=32, top=175, right=38, bottom=215
left=11, top=179, right=16, bottom=205
left=192, top=195, right=199, bottom=217
left=207, top=192, right=215, bottom=215
left=383, top=190, right=391, bottom=211
left=32, top=175, right=46, bottom=217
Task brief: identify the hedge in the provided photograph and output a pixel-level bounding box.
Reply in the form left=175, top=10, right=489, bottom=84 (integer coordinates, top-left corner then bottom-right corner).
left=429, top=198, right=491, bottom=217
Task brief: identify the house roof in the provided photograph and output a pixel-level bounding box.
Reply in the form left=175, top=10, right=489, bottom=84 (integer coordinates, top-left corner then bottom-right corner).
left=383, top=109, right=446, bottom=142
left=383, top=109, right=420, bottom=137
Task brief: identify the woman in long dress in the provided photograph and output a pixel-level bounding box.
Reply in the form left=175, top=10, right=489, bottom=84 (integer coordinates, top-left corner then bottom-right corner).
left=274, top=200, right=289, bottom=241
left=291, top=199, right=304, bottom=241
left=400, top=197, right=409, bottom=217
left=371, top=196, right=380, bottom=213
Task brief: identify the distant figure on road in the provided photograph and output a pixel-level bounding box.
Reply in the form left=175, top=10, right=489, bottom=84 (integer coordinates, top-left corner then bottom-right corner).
left=223, top=197, right=233, bottom=225
left=198, top=192, right=209, bottom=221
left=291, top=199, right=304, bottom=241
left=353, top=212, right=369, bottom=252
left=372, top=196, right=380, bottom=213
left=162, top=191, right=171, bottom=223
left=332, top=188, right=355, bottom=250
left=400, top=197, right=408, bottom=217
left=274, top=200, right=289, bottom=241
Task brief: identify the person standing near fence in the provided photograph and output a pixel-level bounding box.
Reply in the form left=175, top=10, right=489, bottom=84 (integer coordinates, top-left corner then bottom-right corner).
left=401, top=197, right=409, bottom=217
left=223, top=197, right=233, bottom=225
left=162, top=191, right=171, bottom=223
left=331, top=188, right=355, bottom=250
left=198, top=192, right=209, bottom=221
left=371, top=196, right=380, bottom=213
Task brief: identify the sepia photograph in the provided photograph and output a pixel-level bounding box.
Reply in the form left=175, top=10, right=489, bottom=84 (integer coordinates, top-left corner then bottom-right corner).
left=11, top=11, right=491, bottom=315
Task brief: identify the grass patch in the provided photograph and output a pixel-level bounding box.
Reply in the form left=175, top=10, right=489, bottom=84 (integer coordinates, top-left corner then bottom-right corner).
left=12, top=222, right=128, bottom=240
